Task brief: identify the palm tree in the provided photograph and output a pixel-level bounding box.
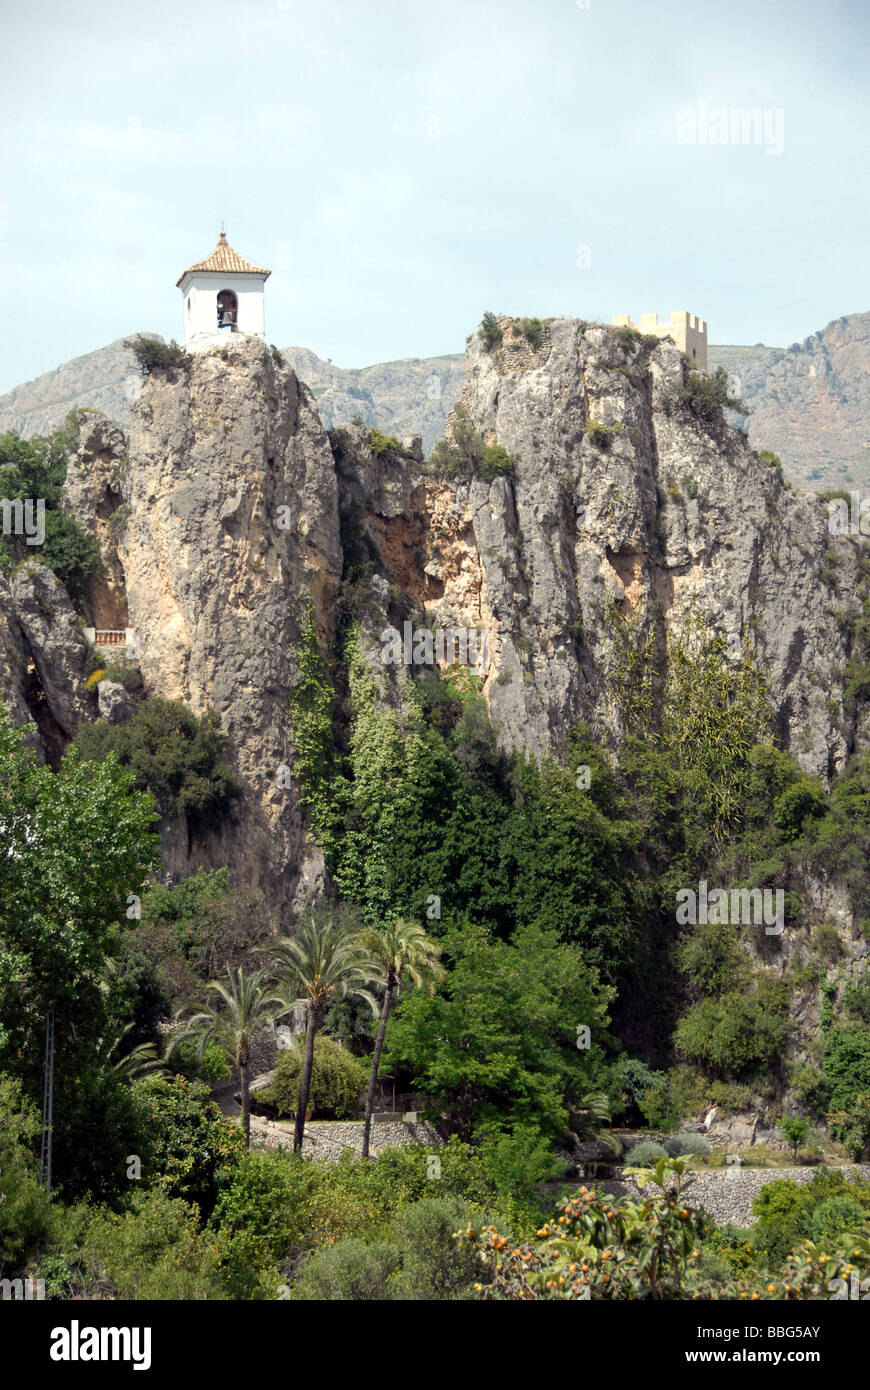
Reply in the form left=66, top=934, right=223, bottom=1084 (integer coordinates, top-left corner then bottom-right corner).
left=359, top=918, right=445, bottom=1160
left=170, top=966, right=286, bottom=1146
left=570, top=1089, right=621, bottom=1157
left=273, top=909, right=378, bottom=1154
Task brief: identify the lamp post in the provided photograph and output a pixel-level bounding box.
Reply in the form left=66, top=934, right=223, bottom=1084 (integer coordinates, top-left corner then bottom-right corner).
left=40, top=1005, right=55, bottom=1195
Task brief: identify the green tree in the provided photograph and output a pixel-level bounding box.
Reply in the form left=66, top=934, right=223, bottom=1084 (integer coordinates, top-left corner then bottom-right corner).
left=479, top=311, right=502, bottom=351
left=74, top=697, right=240, bottom=833
left=0, top=702, right=160, bottom=1193
left=0, top=1074, right=52, bottom=1273
left=273, top=909, right=378, bottom=1152
left=779, top=1115, right=810, bottom=1161
left=0, top=428, right=101, bottom=603
left=664, top=613, right=770, bottom=844
left=259, top=1033, right=368, bottom=1120
left=383, top=921, right=612, bottom=1142
left=673, top=987, right=787, bottom=1080
left=132, top=1074, right=245, bottom=1215
left=359, top=918, right=445, bottom=1158
left=287, top=603, right=335, bottom=835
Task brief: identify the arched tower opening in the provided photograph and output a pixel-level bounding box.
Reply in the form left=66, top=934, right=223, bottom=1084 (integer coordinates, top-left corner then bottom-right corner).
left=217, top=289, right=238, bottom=329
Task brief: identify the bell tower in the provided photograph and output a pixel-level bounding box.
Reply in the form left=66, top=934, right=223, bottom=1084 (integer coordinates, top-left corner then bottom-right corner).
left=176, top=231, right=271, bottom=352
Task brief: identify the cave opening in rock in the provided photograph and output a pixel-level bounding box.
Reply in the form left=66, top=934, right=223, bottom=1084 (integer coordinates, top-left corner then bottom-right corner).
left=23, top=658, right=69, bottom=769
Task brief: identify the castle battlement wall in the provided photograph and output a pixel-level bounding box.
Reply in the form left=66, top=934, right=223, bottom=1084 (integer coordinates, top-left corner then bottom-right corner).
left=612, top=310, right=708, bottom=370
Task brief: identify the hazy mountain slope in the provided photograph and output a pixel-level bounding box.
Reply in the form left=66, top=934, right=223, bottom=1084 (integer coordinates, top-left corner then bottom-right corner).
left=0, top=337, right=145, bottom=436
left=712, top=312, right=870, bottom=493
left=281, top=346, right=466, bottom=455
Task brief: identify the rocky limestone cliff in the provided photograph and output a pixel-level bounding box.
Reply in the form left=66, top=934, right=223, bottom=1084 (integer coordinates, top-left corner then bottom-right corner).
left=5, top=315, right=869, bottom=496
left=62, top=412, right=129, bottom=629
left=0, top=562, right=91, bottom=763
left=118, top=338, right=341, bottom=912
left=338, top=317, right=867, bottom=783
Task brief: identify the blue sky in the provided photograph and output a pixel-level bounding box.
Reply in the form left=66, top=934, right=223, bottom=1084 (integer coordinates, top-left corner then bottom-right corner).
left=1, top=0, right=867, bottom=393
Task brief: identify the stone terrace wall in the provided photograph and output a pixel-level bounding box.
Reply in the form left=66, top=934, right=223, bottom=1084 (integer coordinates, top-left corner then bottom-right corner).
left=250, top=1116, right=441, bottom=1164
left=601, top=1164, right=870, bottom=1228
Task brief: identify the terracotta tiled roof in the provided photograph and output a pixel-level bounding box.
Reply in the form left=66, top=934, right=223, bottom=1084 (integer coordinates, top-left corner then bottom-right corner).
left=176, top=232, right=270, bottom=286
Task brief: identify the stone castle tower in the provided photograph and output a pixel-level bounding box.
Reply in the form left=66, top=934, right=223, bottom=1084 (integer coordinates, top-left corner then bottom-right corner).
left=612, top=310, right=707, bottom=370
left=176, top=231, right=271, bottom=353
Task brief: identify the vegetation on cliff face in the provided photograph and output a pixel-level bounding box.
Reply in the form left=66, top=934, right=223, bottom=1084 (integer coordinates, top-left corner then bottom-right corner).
left=73, top=697, right=241, bottom=833
left=0, top=426, right=101, bottom=602
left=282, top=611, right=870, bottom=1158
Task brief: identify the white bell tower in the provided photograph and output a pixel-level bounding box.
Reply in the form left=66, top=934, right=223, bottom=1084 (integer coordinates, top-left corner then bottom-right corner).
left=176, top=230, right=271, bottom=352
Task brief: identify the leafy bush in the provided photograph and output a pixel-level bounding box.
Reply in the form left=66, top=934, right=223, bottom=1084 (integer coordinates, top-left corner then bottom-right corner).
left=664, top=1132, right=710, bottom=1158
left=480, top=444, right=516, bottom=482
left=779, top=1115, right=809, bottom=1159
left=73, top=697, right=240, bottom=830
left=132, top=1074, right=245, bottom=1215
left=428, top=404, right=516, bottom=487
left=624, top=1139, right=668, bottom=1166
left=822, top=1023, right=870, bottom=1158
left=479, top=312, right=503, bottom=351
left=753, top=1170, right=870, bottom=1263
left=790, top=1063, right=831, bottom=1117
left=389, top=1197, right=486, bottom=1300
left=70, top=1188, right=233, bottom=1300
left=293, top=1237, right=401, bottom=1300
left=118, top=868, right=273, bottom=1020
left=844, top=971, right=870, bottom=1025
left=209, top=1149, right=321, bottom=1261
left=811, top=921, right=842, bottom=963
left=661, top=366, right=747, bottom=426
left=258, top=1033, right=367, bottom=1119
left=606, top=1056, right=665, bottom=1124
left=99, top=656, right=144, bottom=696
left=369, top=428, right=403, bottom=459
left=0, top=428, right=101, bottom=604
left=799, top=1194, right=866, bottom=1245
left=0, top=1073, right=52, bottom=1269
left=673, top=988, right=786, bottom=1080
left=516, top=317, right=544, bottom=350
left=585, top=420, right=621, bottom=449
left=127, top=335, right=189, bottom=377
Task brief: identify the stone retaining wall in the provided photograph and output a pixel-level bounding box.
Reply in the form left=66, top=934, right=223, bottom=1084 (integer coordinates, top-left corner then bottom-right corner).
left=250, top=1116, right=441, bottom=1163
left=601, top=1164, right=870, bottom=1228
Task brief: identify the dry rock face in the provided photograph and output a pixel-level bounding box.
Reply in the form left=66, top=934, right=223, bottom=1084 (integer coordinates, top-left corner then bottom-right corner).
left=342, top=318, right=866, bottom=781
left=0, top=562, right=91, bottom=762
left=62, top=410, right=129, bottom=628
left=119, top=338, right=342, bottom=915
